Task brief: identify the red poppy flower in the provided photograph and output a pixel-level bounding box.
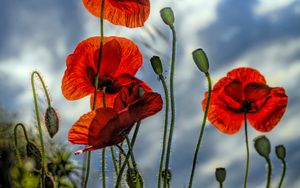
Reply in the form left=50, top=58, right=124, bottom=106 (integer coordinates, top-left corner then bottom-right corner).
left=68, top=82, right=163, bottom=153
left=62, top=36, right=143, bottom=108
left=203, top=67, right=288, bottom=134
left=82, top=0, right=150, bottom=28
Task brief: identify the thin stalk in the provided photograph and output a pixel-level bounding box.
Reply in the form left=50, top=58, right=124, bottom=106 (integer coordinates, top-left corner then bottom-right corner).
left=278, top=159, right=286, bottom=188
left=102, top=148, right=106, bottom=188
left=115, top=136, right=133, bottom=188
left=83, top=0, right=105, bottom=187
left=188, top=72, right=212, bottom=188
left=131, top=121, right=141, bottom=148
left=111, top=146, right=119, bottom=176
left=164, top=24, right=176, bottom=188
left=158, top=75, right=169, bottom=188
left=244, top=113, right=250, bottom=188
left=124, top=134, right=137, bottom=170
left=14, top=123, right=30, bottom=166
left=220, top=182, right=223, bottom=188
left=31, top=71, right=47, bottom=188
left=266, top=158, right=272, bottom=188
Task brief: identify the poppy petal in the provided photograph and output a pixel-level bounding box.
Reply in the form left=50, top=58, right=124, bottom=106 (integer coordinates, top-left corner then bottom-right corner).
left=127, top=92, right=163, bottom=121
left=68, top=111, right=97, bottom=145
left=90, top=74, right=151, bottom=109
left=62, top=36, right=142, bottom=100
left=82, top=0, right=150, bottom=28
left=227, top=67, right=266, bottom=86
left=244, top=82, right=271, bottom=102
left=98, top=39, right=122, bottom=77
left=224, top=79, right=243, bottom=103
left=203, top=92, right=244, bottom=134
left=247, top=87, right=288, bottom=132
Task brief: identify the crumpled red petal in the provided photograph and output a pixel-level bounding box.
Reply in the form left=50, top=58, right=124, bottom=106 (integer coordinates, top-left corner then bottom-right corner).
left=82, top=0, right=150, bottom=28
left=248, top=87, right=288, bottom=132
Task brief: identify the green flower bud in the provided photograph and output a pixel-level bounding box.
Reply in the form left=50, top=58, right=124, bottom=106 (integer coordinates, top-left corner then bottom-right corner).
left=192, top=48, right=209, bottom=73
left=126, top=168, right=143, bottom=188
left=45, top=106, right=59, bottom=138
left=160, top=7, right=174, bottom=26
left=150, top=56, right=163, bottom=76
left=215, top=167, right=226, bottom=184
left=26, top=142, right=42, bottom=170
left=254, top=135, right=271, bottom=159
left=275, top=145, right=286, bottom=160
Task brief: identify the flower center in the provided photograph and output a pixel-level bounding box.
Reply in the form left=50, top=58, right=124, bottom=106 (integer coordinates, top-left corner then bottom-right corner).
left=86, top=66, right=121, bottom=94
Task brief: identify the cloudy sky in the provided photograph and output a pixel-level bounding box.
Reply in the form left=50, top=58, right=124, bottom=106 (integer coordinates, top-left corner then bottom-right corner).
left=1, top=0, right=300, bottom=187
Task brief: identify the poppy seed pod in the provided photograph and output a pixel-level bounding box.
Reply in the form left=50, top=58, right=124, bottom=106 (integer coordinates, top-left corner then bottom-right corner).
left=26, top=142, right=42, bottom=170
left=275, top=145, right=286, bottom=160
left=45, top=106, right=59, bottom=138
left=215, top=168, right=226, bottom=184
left=150, top=56, right=163, bottom=76
left=254, top=135, right=271, bottom=159
left=160, top=7, right=174, bottom=26
left=192, top=48, right=209, bottom=73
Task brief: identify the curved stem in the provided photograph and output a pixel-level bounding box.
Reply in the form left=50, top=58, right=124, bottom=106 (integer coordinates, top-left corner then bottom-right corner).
left=266, top=157, right=272, bottom=188
left=164, top=24, right=176, bottom=188
left=124, top=134, right=137, bottom=170
left=131, top=121, right=141, bottom=148
left=31, top=71, right=47, bottom=188
left=158, top=75, right=170, bottom=188
left=278, top=159, right=286, bottom=188
left=83, top=0, right=105, bottom=187
left=14, top=123, right=30, bottom=166
left=31, top=71, right=51, bottom=107
left=243, top=113, right=249, bottom=188
left=188, top=72, right=212, bottom=188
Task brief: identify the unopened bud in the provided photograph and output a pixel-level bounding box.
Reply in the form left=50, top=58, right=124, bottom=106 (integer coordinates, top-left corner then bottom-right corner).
left=160, top=7, right=174, bottom=26
left=275, top=145, right=286, bottom=160
left=254, top=135, right=271, bottom=159
left=26, top=142, right=42, bottom=170
left=45, top=106, right=59, bottom=138
left=192, top=48, right=209, bottom=73
left=126, top=168, right=143, bottom=188
left=150, top=56, right=163, bottom=76
left=215, top=167, right=226, bottom=184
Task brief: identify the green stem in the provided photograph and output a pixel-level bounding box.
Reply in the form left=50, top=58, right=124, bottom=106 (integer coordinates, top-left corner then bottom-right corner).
left=124, top=134, right=137, bottom=170
left=83, top=0, right=105, bottom=187
left=131, top=121, right=141, bottom=148
left=278, top=159, right=286, bottom=188
left=188, top=72, right=212, bottom=188
left=244, top=113, right=249, bottom=188
left=266, top=157, right=272, bottom=188
left=220, top=183, right=223, bottom=188
left=14, top=123, right=29, bottom=166
left=164, top=24, right=176, bottom=188
left=102, top=148, right=106, bottom=188
left=158, top=75, right=169, bottom=188
left=115, top=138, right=133, bottom=188
left=111, top=146, right=119, bottom=176
left=31, top=71, right=47, bottom=188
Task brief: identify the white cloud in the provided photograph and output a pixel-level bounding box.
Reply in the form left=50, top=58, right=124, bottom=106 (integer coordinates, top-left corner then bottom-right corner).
left=254, top=0, right=297, bottom=15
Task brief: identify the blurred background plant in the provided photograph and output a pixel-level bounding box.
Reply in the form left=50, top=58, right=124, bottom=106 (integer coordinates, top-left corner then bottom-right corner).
left=0, top=104, right=82, bottom=188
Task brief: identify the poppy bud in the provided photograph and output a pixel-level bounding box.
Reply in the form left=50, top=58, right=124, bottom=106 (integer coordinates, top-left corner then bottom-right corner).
left=160, top=7, right=174, bottom=26
left=215, top=167, right=226, bottom=184
left=192, top=48, right=209, bottom=73
left=126, top=168, right=143, bottom=188
left=150, top=56, right=163, bottom=76
left=26, top=142, right=42, bottom=170
left=275, top=145, right=286, bottom=160
left=254, top=135, right=271, bottom=159
left=45, top=106, right=59, bottom=138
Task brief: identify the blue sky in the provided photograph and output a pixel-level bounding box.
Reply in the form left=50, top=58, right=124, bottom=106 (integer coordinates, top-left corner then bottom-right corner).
left=1, top=0, right=300, bottom=187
